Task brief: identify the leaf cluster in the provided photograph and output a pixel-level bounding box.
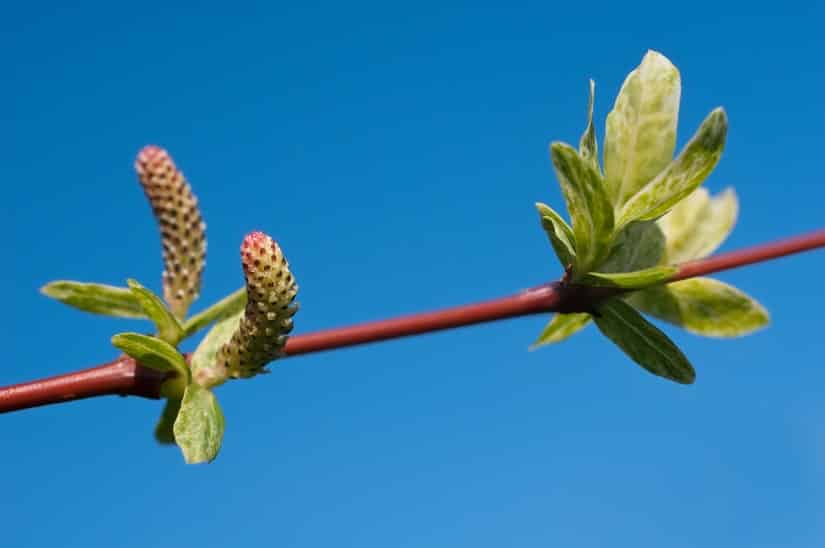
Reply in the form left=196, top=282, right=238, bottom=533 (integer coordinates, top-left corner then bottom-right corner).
left=533, top=51, right=768, bottom=383
left=40, top=150, right=272, bottom=464
left=41, top=277, right=246, bottom=462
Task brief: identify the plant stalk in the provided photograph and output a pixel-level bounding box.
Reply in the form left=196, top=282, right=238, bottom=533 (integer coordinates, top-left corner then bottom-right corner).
left=1, top=228, right=823, bottom=414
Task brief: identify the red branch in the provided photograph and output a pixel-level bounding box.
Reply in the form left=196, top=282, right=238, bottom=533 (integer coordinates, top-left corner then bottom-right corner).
left=1, top=228, right=823, bottom=414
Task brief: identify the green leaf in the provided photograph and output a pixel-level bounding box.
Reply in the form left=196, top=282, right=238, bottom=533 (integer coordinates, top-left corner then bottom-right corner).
left=594, top=298, right=695, bottom=384
left=127, top=279, right=185, bottom=345
left=583, top=265, right=677, bottom=289
left=616, top=108, right=728, bottom=230
left=530, top=313, right=591, bottom=349
left=536, top=202, right=576, bottom=267
left=627, top=278, right=769, bottom=338
left=173, top=384, right=225, bottom=464
left=599, top=221, right=665, bottom=273
left=658, top=187, right=738, bottom=263
left=190, top=310, right=243, bottom=388
left=182, top=287, right=246, bottom=339
left=111, top=332, right=189, bottom=397
left=604, top=50, right=681, bottom=206
left=40, top=281, right=146, bottom=318
left=550, top=142, right=614, bottom=273
left=154, top=398, right=182, bottom=445
left=579, top=79, right=599, bottom=173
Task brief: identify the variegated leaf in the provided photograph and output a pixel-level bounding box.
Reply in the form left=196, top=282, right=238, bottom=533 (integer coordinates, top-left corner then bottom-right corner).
left=173, top=384, right=225, bottom=464
left=616, top=108, right=728, bottom=229
left=550, top=142, right=614, bottom=273
left=599, top=221, right=665, bottom=273
left=579, top=79, right=599, bottom=174
left=627, top=278, right=769, bottom=337
left=594, top=298, right=695, bottom=384
left=583, top=265, right=677, bottom=289
left=604, top=50, right=681, bottom=206
left=111, top=332, right=188, bottom=398
left=127, top=279, right=185, bottom=345
left=530, top=313, right=591, bottom=349
left=40, top=281, right=146, bottom=318
left=659, top=188, right=738, bottom=263
left=536, top=202, right=576, bottom=268
left=190, top=310, right=243, bottom=388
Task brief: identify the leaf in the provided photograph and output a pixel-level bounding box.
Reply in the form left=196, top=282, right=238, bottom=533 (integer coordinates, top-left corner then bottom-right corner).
left=111, top=332, right=187, bottom=374
left=182, top=287, right=246, bottom=339
left=111, top=332, right=189, bottom=397
left=530, top=313, right=591, bottom=349
left=127, top=279, right=185, bottom=345
left=627, top=278, right=769, bottom=338
left=616, top=108, right=728, bottom=229
left=594, top=298, right=695, bottom=384
left=190, top=310, right=243, bottom=388
left=583, top=265, right=677, bottom=289
left=604, top=50, right=681, bottom=206
left=40, top=281, right=146, bottom=318
left=658, top=187, right=738, bottom=263
left=550, top=142, right=614, bottom=273
left=173, top=384, right=225, bottom=464
left=536, top=202, right=576, bottom=267
left=599, top=221, right=665, bottom=273
left=579, top=79, right=599, bottom=173
left=154, top=398, right=182, bottom=445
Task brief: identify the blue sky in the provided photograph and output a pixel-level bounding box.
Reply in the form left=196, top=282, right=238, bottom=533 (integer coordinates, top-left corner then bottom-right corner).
left=2, top=1, right=824, bottom=546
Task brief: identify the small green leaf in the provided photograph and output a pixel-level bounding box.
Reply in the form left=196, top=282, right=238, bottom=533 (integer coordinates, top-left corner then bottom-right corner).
left=550, top=142, right=614, bottom=273
left=616, top=108, right=728, bottom=229
left=604, top=50, right=681, bottom=206
left=173, top=384, right=225, bottom=464
left=155, top=398, right=182, bottom=445
left=182, top=287, right=246, bottom=339
left=530, top=313, right=591, bottom=349
left=536, top=202, right=576, bottom=267
left=658, top=187, right=738, bottom=263
left=594, top=298, right=695, bottom=384
left=599, top=221, right=665, bottom=273
left=111, top=332, right=188, bottom=398
left=583, top=265, right=677, bottom=289
left=579, top=79, right=599, bottom=174
left=111, top=332, right=186, bottom=373
left=627, top=278, right=769, bottom=338
left=40, top=281, right=146, bottom=318
left=127, top=279, right=185, bottom=345
left=190, top=310, right=243, bottom=388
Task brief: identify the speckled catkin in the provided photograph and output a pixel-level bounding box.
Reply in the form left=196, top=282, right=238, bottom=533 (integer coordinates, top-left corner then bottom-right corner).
left=135, top=146, right=206, bottom=319
left=218, top=231, right=298, bottom=379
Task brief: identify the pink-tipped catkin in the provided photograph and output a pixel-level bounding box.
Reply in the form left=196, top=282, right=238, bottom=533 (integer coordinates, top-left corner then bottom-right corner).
left=217, top=231, right=298, bottom=379
left=135, top=146, right=207, bottom=319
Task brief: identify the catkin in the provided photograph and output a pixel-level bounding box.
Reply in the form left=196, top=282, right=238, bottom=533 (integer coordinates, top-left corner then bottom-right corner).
left=218, top=231, right=298, bottom=378
left=135, top=146, right=207, bottom=319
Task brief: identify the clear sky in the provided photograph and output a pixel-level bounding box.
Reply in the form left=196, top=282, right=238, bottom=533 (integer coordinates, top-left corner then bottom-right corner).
left=2, top=1, right=824, bottom=547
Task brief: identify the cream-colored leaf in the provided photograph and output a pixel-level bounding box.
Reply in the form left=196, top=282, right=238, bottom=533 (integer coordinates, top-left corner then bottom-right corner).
left=550, top=142, right=614, bottom=273
left=627, top=278, right=769, bottom=338
left=616, top=108, right=728, bottom=229
left=536, top=202, right=576, bottom=267
left=579, top=79, right=600, bottom=174
left=659, top=188, right=738, bottom=263
left=604, top=50, right=681, bottom=206
left=530, top=313, right=591, bottom=349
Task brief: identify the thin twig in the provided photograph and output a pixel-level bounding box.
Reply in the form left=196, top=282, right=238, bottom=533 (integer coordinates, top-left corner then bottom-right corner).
left=1, top=228, right=823, bottom=414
